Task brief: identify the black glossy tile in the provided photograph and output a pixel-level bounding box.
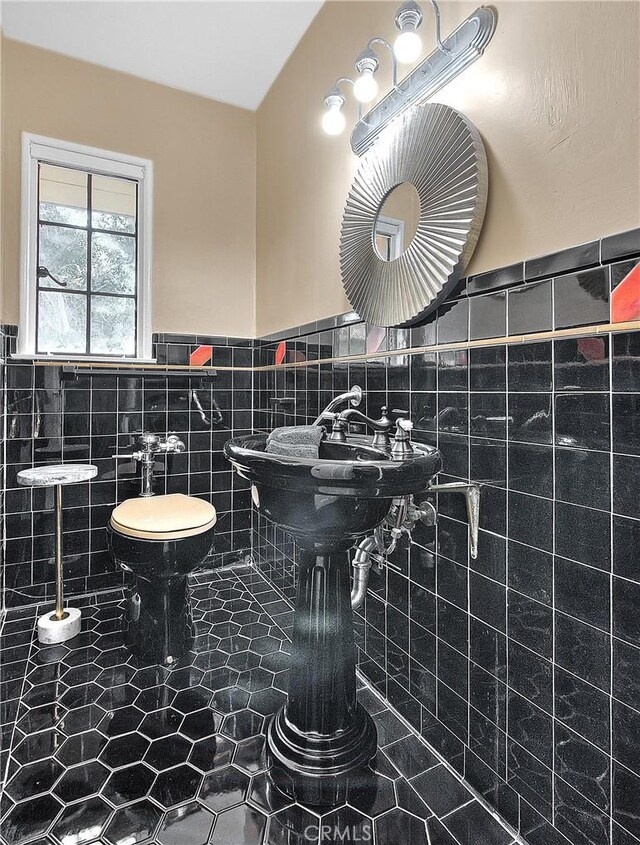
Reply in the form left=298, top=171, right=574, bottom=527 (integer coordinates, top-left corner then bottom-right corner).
left=444, top=799, right=512, bottom=845
left=613, top=394, right=640, bottom=456
left=54, top=760, right=110, bottom=802
left=612, top=761, right=640, bottom=840
left=555, top=501, right=611, bottom=570
left=554, top=267, right=610, bottom=329
left=469, top=292, right=506, bottom=341
left=508, top=443, right=553, bottom=498
left=437, top=299, right=469, bottom=344
left=410, top=352, right=437, bottom=391
left=612, top=331, right=640, bottom=392
left=613, top=699, right=640, bottom=773
left=614, top=575, right=640, bottom=647
left=554, top=776, right=610, bottom=845
left=437, top=349, right=468, bottom=391
left=507, top=591, right=552, bottom=659
left=555, top=446, right=611, bottom=510
left=555, top=555, right=610, bottom=631
left=507, top=739, right=552, bottom=821
left=470, top=572, right=506, bottom=633
left=469, top=345, right=506, bottom=392
left=104, top=799, right=162, bottom=844
left=555, top=393, right=610, bottom=451
left=555, top=666, right=611, bottom=752
left=602, top=228, right=640, bottom=262
left=102, top=763, right=156, bottom=805
left=54, top=796, right=113, bottom=845
left=384, top=734, right=439, bottom=779
left=555, top=612, right=611, bottom=693
left=157, top=801, right=215, bottom=845
left=468, top=262, right=524, bottom=295
left=470, top=530, right=506, bottom=584
left=555, top=336, right=610, bottom=391
left=410, top=763, right=472, bottom=816
left=470, top=618, right=506, bottom=681
left=507, top=542, right=552, bottom=605
left=508, top=281, right=553, bottom=336
left=470, top=438, right=506, bottom=488
left=555, top=722, right=611, bottom=811
left=507, top=492, right=553, bottom=552
left=151, top=764, right=202, bottom=808
left=470, top=392, right=506, bottom=440
left=613, top=455, right=640, bottom=519
left=5, top=757, right=63, bottom=801
left=508, top=393, right=552, bottom=444
left=507, top=342, right=552, bottom=391
left=0, top=793, right=63, bottom=844
left=525, top=240, right=599, bottom=282
left=613, top=515, right=640, bottom=581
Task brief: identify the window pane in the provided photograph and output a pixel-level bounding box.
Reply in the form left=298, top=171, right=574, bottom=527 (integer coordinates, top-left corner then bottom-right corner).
left=92, top=174, right=136, bottom=233
left=91, top=232, right=136, bottom=294
left=90, top=296, right=135, bottom=356
left=38, top=291, right=87, bottom=354
left=39, top=224, right=88, bottom=290
left=39, top=164, right=88, bottom=226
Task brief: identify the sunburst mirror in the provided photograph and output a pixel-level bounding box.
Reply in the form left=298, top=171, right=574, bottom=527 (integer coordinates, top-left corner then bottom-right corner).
left=340, top=102, right=488, bottom=327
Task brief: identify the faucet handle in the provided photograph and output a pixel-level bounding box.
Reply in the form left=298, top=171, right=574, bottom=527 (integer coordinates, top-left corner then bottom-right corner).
left=391, top=418, right=414, bottom=459
left=162, top=435, right=186, bottom=453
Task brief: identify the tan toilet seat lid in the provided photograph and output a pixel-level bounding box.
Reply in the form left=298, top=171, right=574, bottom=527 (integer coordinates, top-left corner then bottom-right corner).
left=110, top=494, right=217, bottom=540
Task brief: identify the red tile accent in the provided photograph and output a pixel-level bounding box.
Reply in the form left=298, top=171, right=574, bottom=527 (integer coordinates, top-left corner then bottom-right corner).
left=612, top=262, right=640, bottom=322
left=189, top=345, right=212, bottom=366
left=275, top=341, right=286, bottom=365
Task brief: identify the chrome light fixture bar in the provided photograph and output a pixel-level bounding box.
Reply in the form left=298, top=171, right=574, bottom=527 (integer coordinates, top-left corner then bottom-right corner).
left=321, top=1, right=496, bottom=156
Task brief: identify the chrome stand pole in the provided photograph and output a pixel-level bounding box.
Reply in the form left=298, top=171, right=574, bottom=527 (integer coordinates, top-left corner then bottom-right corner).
left=54, top=484, right=65, bottom=621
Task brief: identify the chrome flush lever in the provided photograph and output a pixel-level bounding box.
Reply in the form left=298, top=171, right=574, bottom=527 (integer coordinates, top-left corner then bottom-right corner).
left=427, top=481, right=481, bottom=559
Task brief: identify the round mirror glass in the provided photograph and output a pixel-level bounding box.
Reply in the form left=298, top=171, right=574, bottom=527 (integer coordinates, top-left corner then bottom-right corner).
left=374, top=182, right=421, bottom=261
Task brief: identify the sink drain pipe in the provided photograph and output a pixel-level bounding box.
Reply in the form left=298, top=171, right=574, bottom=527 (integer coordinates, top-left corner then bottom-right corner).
left=350, top=536, right=380, bottom=610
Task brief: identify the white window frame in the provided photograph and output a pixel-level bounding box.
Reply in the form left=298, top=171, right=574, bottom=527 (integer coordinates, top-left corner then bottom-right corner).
left=375, top=215, right=405, bottom=261
left=18, top=133, right=154, bottom=361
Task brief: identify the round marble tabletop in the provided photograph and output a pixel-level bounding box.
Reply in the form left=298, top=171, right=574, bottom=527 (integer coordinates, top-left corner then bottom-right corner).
left=18, top=464, right=98, bottom=488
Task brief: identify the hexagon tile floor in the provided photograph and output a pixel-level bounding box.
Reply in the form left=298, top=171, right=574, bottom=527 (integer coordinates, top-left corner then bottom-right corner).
left=0, top=565, right=523, bottom=845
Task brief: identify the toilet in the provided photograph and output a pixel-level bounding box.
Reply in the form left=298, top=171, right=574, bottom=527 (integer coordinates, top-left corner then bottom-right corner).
left=107, top=493, right=217, bottom=666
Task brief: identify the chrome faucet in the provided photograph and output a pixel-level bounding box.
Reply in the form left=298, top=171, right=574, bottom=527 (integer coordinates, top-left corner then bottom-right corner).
left=313, top=385, right=363, bottom=427
left=112, top=432, right=186, bottom=497
left=327, top=405, right=409, bottom=449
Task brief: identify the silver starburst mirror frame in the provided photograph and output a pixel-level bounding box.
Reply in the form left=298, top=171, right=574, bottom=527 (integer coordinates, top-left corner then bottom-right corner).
left=340, top=102, right=488, bottom=327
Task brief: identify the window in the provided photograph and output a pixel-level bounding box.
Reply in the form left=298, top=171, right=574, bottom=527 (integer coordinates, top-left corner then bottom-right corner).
left=20, top=135, right=153, bottom=360
left=374, top=216, right=404, bottom=261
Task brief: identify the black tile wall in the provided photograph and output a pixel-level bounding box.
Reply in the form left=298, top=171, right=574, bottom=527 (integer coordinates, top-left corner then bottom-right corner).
left=1, top=332, right=253, bottom=608
left=1, top=230, right=638, bottom=842
left=250, top=231, right=640, bottom=845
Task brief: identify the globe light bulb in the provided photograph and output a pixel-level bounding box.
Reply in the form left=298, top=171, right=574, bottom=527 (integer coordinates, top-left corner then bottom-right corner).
left=394, top=29, right=422, bottom=63
left=353, top=69, right=378, bottom=104
left=322, top=104, right=346, bottom=136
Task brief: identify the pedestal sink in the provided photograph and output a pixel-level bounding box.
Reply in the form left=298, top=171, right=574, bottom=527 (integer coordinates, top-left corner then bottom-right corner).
left=224, top=433, right=442, bottom=805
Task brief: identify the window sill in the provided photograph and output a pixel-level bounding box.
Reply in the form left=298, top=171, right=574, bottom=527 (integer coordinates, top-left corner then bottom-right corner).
left=11, top=354, right=157, bottom=365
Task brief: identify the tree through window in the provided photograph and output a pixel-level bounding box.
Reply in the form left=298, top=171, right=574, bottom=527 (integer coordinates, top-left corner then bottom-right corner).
left=36, top=164, right=139, bottom=356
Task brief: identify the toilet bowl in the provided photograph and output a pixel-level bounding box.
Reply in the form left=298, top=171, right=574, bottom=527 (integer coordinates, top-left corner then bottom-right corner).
left=107, top=493, right=216, bottom=666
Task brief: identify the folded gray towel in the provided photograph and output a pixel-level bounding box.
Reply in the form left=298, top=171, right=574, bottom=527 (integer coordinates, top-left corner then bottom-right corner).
left=265, top=425, right=324, bottom=458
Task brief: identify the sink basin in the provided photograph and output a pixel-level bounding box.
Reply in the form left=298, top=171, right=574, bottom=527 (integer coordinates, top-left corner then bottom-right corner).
left=224, top=431, right=442, bottom=806
left=224, top=433, right=442, bottom=549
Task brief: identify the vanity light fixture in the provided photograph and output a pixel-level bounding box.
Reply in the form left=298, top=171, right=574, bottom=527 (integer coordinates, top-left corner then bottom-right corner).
left=394, top=0, right=425, bottom=64
left=321, top=1, right=496, bottom=155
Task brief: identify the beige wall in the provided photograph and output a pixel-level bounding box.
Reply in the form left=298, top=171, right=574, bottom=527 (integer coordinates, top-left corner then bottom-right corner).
left=1, top=37, right=256, bottom=337
left=256, top=0, right=640, bottom=336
